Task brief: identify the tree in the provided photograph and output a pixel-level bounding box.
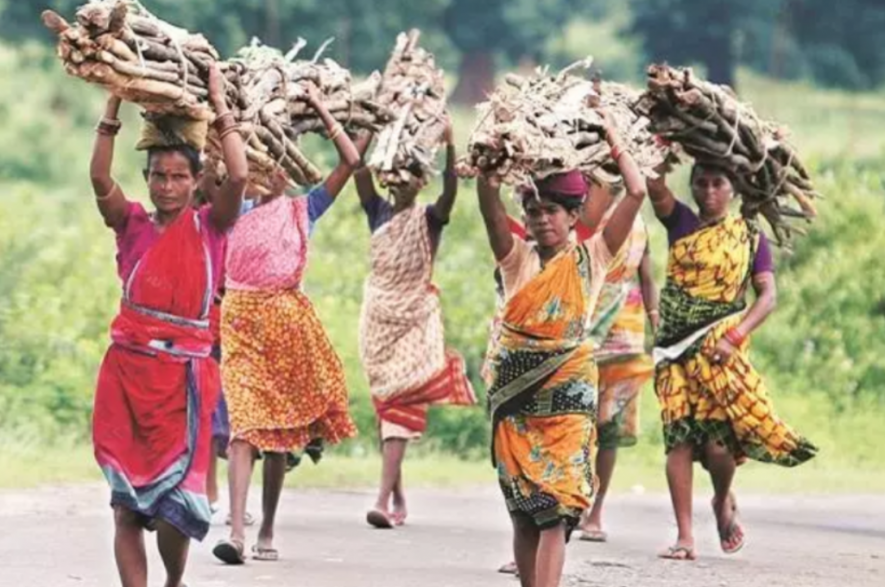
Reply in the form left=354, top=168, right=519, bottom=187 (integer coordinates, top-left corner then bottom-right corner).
left=442, top=0, right=590, bottom=104
left=0, top=0, right=446, bottom=74
left=788, top=0, right=885, bottom=89
left=628, top=0, right=781, bottom=88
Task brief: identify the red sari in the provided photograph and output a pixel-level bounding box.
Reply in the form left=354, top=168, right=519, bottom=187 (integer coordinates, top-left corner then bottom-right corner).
left=93, top=209, right=219, bottom=540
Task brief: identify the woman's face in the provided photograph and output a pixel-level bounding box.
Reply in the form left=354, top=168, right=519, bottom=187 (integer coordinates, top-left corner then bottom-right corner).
left=391, top=176, right=426, bottom=208
left=522, top=196, right=578, bottom=250
left=146, top=151, right=199, bottom=215
left=691, top=168, right=734, bottom=218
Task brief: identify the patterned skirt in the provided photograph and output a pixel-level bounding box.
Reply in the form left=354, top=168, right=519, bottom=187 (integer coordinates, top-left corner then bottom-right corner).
left=221, top=289, right=357, bottom=453
left=596, top=355, right=653, bottom=450
left=655, top=316, right=817, bottom=466
left=494, top=413, right=595, bottom=532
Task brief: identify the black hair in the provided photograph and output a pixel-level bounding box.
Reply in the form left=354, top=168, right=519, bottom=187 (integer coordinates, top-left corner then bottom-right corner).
left=689, top=162, right=738, bottom=188
left=146, top=144, right=203, bottom=177
left=520, top=190, right=583, bottom=213
left=405, top=160, right=425, bottom=179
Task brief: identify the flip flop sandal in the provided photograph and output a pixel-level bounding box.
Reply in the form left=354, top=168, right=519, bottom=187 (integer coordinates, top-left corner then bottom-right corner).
left=579, top=529, right=608, bottom=542
left=252, top=544, right=279, bottom=562
left=658, top=545, right=697, bottom=561
left=497, top=561, right=519, bottom=575
left=714, top=495, right=746, bottom=554
left=366, top=509, right=394, bottom=529
left=212, top=538, right=246, bottom=565
left=225, top=512, right=255, bottom=527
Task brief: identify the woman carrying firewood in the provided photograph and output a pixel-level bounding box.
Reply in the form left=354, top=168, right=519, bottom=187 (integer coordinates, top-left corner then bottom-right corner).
left=495, top=184, right=658, bottom=576
left=648, top=163, right=817, bottom=561
left=212, top=83, right=361, bottom=565
left=355, top=119, right=477, bottom=530
left=479, top=109, right=647, bottom=587
left=90, top=64, right=247, bottom=587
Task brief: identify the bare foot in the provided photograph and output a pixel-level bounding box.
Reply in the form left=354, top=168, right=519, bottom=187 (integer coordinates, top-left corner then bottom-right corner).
left=392, top=495, right=407, bottom=526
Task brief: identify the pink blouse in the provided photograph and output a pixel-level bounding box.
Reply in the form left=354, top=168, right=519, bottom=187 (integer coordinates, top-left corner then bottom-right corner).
left=225, top=195, right=311, bottom=292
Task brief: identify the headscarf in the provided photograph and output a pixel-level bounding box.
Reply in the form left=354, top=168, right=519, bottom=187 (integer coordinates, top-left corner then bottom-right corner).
left=136, top=113, right=209, bottom=151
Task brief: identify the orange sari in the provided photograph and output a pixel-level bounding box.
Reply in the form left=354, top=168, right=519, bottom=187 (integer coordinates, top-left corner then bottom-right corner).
left=486, top=244, right=600, bottom=530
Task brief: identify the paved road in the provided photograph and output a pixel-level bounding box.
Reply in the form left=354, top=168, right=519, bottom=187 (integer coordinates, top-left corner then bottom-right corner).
left=1, top=485, right=883, bottom=587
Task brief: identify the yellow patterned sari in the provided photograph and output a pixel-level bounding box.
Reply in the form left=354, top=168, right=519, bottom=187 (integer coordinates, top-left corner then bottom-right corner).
left=654, top=215, right=817, bottom=466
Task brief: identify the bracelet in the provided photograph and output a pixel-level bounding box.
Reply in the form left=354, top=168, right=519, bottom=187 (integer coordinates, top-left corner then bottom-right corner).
left=95, top=182, right=120, bottom=202
left=724, top=327, right=746, bottom=347
left=213, top=111, right=236, bottom=130
left=215, top=116, right=237, bottom=135
left=100, top=117, right=122, bottom=129
left=96, top=120, right=121, bottom=136
left=327, top=124, right=343, bottom=142
left=218, top=123, right=241, bottom=141
left=610, top=143, right=623, bottom=162
left=647, top=309, right=659, bottom=317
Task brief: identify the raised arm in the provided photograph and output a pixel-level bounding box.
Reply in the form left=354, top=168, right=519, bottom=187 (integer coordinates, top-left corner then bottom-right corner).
left=90, top=95, right=130, bottom=228
left=477, top=175, right=514, bottom=262
left=647, top=171, right=677, bottom=219
left=433, top=117, right=458, bottom=222
left=304, top=83, right=360, bottom=199
left=581, top=180, right=615, bottom=233
left=599, top=110, right=648, bottom=256
left=352, top=132, right=379, bottom=209
left=207, top=64, right=247, bottom=231
left=638, top=243, right=659, bottom=333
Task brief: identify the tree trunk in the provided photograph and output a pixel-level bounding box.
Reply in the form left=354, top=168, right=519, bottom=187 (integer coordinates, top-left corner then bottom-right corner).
left=450, top=51, right=495, bottom=106
left=265, top=0, right=281, bottom=48
left=703, top=31, right=736, bottom=89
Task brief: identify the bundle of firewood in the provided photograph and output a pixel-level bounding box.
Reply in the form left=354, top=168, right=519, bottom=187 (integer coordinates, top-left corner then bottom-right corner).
left=42, top=1, right=399, bottom=195
left=633, top=64, right=820, bottom=245
left=366, top=30, right=448, bottom=188
left=456, top=59, right=669, bottom=188
left=209, top=40, right=394, bottom=193
left=42, top=1, right=218, bottom=121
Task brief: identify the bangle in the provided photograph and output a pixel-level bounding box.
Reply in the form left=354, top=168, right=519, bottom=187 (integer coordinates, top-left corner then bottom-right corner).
left=96, top=118, right=121, bottom=136
left=327, top=124, right=343, bottom=142
left=213, top=111, right=236, bottom=130
left=724, top=327, right=745, bottom=347
left=215, top=116, right=237, bottom=135
left=218, top=123, right=241, bottom=141
left=647, top=309, right=659, bottom=317
left=96, top=182, right=120, bottom=202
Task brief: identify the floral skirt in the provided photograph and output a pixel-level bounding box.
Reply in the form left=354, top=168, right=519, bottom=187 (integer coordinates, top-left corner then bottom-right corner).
left=221, top=289, right=357, bottom=452
left=494, top=413, right=595, bottom=531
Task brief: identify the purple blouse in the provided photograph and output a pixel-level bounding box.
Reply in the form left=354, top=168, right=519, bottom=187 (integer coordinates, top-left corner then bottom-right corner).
left=659, top=201, right=774, bottom=275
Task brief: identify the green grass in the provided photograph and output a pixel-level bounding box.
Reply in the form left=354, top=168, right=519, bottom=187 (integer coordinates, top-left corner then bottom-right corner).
left=4, top=435, right=885, bottom=494
left=738, top=69, right=885, bottom=162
